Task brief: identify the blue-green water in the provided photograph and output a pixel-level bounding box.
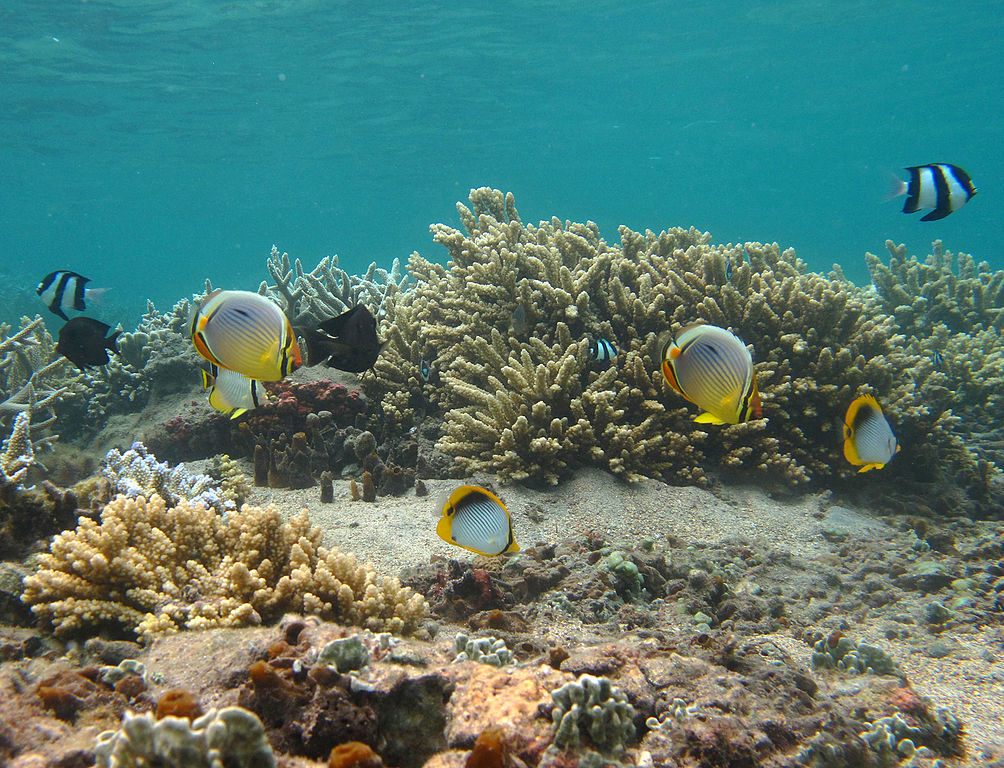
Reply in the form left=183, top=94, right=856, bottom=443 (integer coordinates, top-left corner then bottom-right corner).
left=2, top=1, right=999, bottom=323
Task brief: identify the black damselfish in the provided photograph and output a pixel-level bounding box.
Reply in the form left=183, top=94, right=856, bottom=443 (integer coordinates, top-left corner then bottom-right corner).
left=56, top=317, right=120, bottom=369
left=304, top=304, right=383, bottom=372
left=895, top=163, right=977, bottom=221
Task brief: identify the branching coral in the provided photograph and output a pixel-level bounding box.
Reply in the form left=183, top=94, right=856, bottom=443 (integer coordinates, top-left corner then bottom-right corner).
left=259, top=246, right=408, bottom=328
left=0, top=315, right=70, bottom=451
left=51, top=296, right=205, bottom=441
left=366, top=188, right=980, bottom=491
left=103, top=442, right=224, bottom=509
left=0, top=411, right=35, bottom=486
left=866, top=239, right=1004, bottom=335
left=21, top=493, right=428, bottom=639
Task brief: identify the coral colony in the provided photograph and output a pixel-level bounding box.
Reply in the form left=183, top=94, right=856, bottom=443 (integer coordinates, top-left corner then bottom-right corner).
left=0, top=188, right=999, bottom=766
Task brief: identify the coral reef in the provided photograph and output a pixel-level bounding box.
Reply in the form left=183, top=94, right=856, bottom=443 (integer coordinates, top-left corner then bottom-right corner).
left=1, top=411, right=35, bottom=486
left=93, top=706, right=276, bottom=768
left=260, top=245, right=409, bottom=328
left=0, top=316, right=70, bottom=458
left=366, top=188, right=983, bottom=495
left=21, top=493, right=428, bottom=639
left=0, top=479, right=79, bottom=560
left=810, top=632, right=901, bottom=676
left=865, top=238, right=1004, bottom=335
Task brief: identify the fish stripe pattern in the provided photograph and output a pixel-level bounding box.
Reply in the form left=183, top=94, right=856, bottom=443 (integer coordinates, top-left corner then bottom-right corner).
left=452, top=497, right=510, bottom=554
left=852, top=405, right=897, bottom=464
left=192, top=291, right=296, bottom=381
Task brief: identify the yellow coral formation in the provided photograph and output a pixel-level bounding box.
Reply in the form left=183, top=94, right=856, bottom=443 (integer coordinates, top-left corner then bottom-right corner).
left=22, top=494, right=427, bottom=639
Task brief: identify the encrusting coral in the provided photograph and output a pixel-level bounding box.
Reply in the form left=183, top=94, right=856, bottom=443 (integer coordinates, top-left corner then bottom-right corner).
left=21, top=493, right=428, bottom=639
left=366, top=188, right=983, bottom=493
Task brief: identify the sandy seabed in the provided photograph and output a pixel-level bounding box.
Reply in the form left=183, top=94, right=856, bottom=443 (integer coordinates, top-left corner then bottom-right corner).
left=247, top=467, right=1004, bottom=765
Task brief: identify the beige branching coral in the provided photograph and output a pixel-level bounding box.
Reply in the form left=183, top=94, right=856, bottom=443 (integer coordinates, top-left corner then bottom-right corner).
left=0, top=411, right=35, bottom=485
left=22, top=493, right=428, bottom=639
left=0, top=316, right=69, bottom=452
left=366, top=188, right=983, bottom=491
left=866, top=239, right=1004, bottom=335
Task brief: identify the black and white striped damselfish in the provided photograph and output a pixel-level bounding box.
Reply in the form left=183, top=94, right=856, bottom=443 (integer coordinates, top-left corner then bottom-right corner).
left=36, top=270, right=106, bottom=321
left=589, top=337, right=617, bottom=364
left=436, top=485, right=520, bottom=556
left=892, top=164, right=977, bottom=221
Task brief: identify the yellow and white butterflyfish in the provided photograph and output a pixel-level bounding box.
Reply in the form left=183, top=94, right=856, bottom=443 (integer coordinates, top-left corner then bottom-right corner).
left=436, top=485, right=520, bottom=557
left=661, top=323, right=762, bottom=424
left=201, top=364, right=265, bottom=419
left=190, top=289, right=301, bottom=381
left=843, top=394, right=899, bottom=472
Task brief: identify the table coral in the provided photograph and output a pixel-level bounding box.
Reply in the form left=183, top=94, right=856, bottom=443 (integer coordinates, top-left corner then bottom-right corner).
left=367, top=188, right=983, bottom=492
left=21, top=493, right=428, bottom=639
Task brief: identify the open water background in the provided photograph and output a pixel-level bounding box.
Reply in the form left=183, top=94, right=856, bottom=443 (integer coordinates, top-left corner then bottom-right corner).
left=1, top=0, right=999, bottom=324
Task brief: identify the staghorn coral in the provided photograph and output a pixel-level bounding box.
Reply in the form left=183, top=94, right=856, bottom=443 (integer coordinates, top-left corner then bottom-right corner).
left=51, top=295, right=205, bottom=442
left=21, top=493, right=428, bottom=639
left=260, top=245, right=408, bottom=328
left=866, top=239, right=1004, bottom=335
left=0, top=315, right=70, bottom=455
left=367, top=188, right=980, bottom=490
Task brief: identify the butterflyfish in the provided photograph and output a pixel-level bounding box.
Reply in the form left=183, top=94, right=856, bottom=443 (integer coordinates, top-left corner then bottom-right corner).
left=37, top=271, right=107, bottom=321
left=56, top=316, right=120, bottom=369
left=436, top=485, right=520, bottom=556
left=201, top=364, right=265, bottom=419
left=891, top=164, right=977, bottom=221
left=843, top=395, right=899, bottom=472
left=190, top=290, right=301, bottom=381
left=304, top=304, right=383, bottom=373
left=661, top=323, right=762, bottom=425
